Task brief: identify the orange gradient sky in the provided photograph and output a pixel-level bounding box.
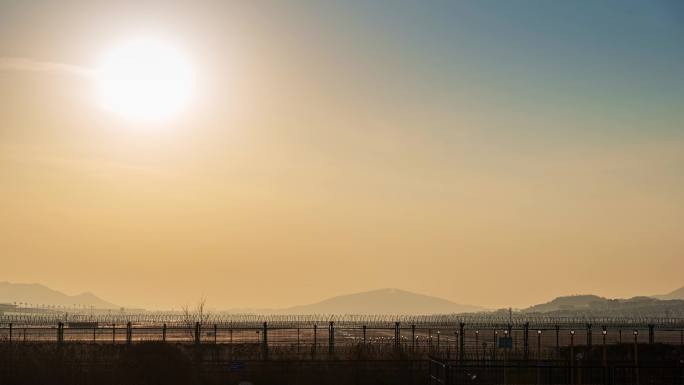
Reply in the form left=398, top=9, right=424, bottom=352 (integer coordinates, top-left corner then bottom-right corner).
left=1, top=1, right=683, bottom=310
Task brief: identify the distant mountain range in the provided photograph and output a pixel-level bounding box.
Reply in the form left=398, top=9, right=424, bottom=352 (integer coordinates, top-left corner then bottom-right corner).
left=0, top=281, right=118, bottom=309
left=2, top=280, right=683, bottom=315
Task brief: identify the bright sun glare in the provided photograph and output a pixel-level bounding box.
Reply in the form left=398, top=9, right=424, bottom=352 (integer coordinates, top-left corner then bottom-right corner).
left=97, top=39, right=194, bottom=121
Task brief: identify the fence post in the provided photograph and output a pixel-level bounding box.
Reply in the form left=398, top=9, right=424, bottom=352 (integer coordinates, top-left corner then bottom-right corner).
left=648, top=324, right=654, bottom=344
left=214, top=324, right=217, bottom=344
left=112, top=323, right=116, bottom=344
left=57, top=322, right=64, bottom=343
left=555, top=325, right=560, bottom=354
left=523, top=322, right=529, bottom=360
left=587, top=323, right=592, bottom=347
left=262, top=322, right=268, bottom=360
left=475, top=330, right=480, bottom=361
left=411, top=324, right=416, bottom=352
left=126, top=321, right=132, bottom=344
left=459, top=322, right=465, bottom=361
left=162, top=323, right=166, bottom=342
left=313, top=324, right=317, bottom=358
left=328, top=321, right=334, bottom=355
left=194, top=322, right=201, bottom=344
left=9, top=323, right=12, bottom=344
left=394, top=322, right=400, bottom=350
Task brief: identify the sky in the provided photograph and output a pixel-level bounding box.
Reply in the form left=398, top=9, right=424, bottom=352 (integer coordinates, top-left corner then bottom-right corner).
left=1, top=0, right=683, bottom=310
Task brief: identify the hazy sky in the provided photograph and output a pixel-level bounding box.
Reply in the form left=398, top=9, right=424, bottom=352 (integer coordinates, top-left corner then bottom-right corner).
left=1, top=1, right=683, bottom=310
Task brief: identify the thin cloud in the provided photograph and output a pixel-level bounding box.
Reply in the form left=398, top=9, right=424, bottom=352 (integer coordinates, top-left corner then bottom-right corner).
left=0, top=57, right=95, bottom=77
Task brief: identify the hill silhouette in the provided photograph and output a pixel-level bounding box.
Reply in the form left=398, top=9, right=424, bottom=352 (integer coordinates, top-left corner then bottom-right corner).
left=0, top=281, right=118, bottom=309
left=654, top=286, right=684, bottom=300
left=523, top=293, right=684, bottom=317
left=277, top=288, right=482, bottom=315
left=524, top=294, right=605, bottom=313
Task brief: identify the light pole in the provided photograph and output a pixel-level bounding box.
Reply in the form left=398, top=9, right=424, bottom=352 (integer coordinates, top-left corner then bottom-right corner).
left=570, top=330, right=575, bottom=356
left=602, top=328, right=607, bottom=367
left=454, top=331, right=459, bottom=360
left=494, top=330, right=498, bottom=361
left=570, top=330, right=576, bottom=384
left=537, top=330, right=542, bottom=359
left=503, top=329, right=509, bottom=385
left=633, top=330, right=639, bottom=364
left=536, top=329, right=543, bottom=385
left=634, top=330, right=639, bottom=385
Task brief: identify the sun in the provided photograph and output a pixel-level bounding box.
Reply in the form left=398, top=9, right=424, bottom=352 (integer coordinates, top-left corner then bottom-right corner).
left=97, top=39, right=194, bottom=121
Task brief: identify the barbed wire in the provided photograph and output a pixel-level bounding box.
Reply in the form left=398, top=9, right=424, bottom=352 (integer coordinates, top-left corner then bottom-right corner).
left=2, top=312, right=684, bottom=328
